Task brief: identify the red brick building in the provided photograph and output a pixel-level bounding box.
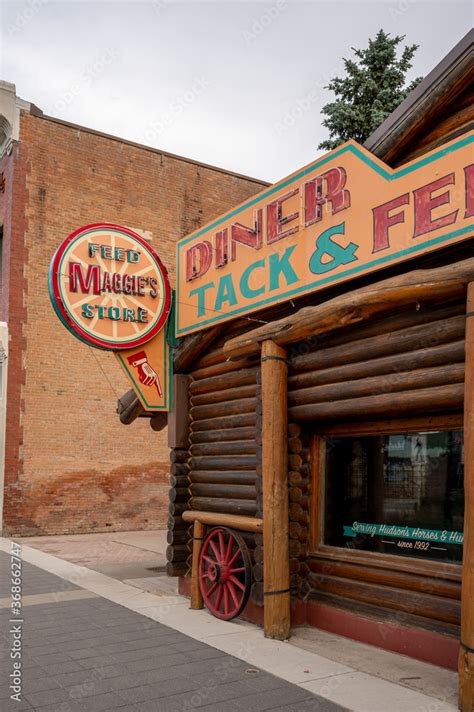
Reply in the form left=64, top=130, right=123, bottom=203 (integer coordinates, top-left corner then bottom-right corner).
left=0, top=80, right=267, bottom=535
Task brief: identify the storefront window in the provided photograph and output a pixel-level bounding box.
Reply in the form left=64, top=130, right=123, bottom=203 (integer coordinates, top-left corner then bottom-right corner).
left=324, top=430, right=464, bottom=563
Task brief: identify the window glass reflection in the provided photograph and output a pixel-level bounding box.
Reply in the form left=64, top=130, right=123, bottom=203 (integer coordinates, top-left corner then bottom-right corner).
left=324, top=430, right=464, bottom=562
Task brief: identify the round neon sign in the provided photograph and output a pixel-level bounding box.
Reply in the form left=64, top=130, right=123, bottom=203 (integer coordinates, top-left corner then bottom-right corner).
left=49, top=223, right=171, bottom=350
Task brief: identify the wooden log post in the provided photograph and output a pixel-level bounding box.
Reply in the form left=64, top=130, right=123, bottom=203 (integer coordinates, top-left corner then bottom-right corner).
left=261, top=340, right=290, bottom=640
left=459, top=282, right=474, bottom=712
left=190, top=520, right=205, bottom=610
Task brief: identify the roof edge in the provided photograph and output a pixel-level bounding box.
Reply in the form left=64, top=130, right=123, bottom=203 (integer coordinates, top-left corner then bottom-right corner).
left=26, top=105, right=270, bottom=187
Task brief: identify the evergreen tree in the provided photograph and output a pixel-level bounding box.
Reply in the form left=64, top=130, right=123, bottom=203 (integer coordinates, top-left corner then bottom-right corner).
left=318, top=30, right=422, bottom=150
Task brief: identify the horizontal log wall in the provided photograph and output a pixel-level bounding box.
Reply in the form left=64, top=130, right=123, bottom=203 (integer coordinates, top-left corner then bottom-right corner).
left=168, top=316, right=267, bottom=581
left=288, top=300, right=465, bottom=423
left=167, top=446, right=191, bottom=577
left=188, top=335, right=260, bottom=509
left=167, top=328, right=262, bottom=584
left=287, top=298, right=465, bottom=629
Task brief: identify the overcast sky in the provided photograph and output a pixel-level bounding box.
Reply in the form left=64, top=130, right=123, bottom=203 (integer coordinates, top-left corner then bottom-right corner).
left=0, top=0, right=471, bottom=182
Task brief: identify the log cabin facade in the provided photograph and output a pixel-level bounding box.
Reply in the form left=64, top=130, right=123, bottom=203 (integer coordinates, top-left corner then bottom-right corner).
left=164, top=31, right=474, bottom=711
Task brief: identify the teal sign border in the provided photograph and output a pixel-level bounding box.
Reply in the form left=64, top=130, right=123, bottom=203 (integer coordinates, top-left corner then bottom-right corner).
left=176, top=134, right=473, bottom=336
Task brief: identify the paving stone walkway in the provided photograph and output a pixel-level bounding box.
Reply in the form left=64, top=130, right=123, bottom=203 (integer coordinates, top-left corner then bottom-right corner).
left=0, top=552, right=347, bottom=712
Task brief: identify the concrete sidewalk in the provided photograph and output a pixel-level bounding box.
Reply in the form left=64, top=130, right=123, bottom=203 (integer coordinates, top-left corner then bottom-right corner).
left=2, top=533, right=459, bottom=712
left=1, top=547, right=344, bottom=712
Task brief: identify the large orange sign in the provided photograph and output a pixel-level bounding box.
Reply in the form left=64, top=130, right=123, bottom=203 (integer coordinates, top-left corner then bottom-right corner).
left=176, top=134, right=473, bottom=336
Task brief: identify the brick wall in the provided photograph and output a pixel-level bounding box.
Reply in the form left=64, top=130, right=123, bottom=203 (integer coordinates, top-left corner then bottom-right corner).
left=1, top=140, right=30, bottom=533
left=2, top=112, right=266, bottom=535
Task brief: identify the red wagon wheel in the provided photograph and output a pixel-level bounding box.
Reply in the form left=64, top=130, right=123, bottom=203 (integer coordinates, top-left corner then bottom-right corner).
left=199, top=526, right=252, bottom=620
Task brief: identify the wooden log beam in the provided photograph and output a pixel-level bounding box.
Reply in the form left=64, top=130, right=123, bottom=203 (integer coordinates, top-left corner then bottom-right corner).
left=290, top=487, right=307, bottom=502
left=171, top=462, right=190, bottom=476
left=289, top=363, right=465, bottom=406
left=169, top=487, right=189, bottom=503
left=239, top=531, right=257, bottom=550
left=306, top=573, right=460, bottom=624
left=167, top=515, right=188, bottom=531
left=289, top=521, right=308, bottom=543
left=224, top=258, right=474, bottom=360
left=288, top=340, right=465, bottom=391
left=192, top=358, right=253, bottom=382
left=189, top=483, right=256, bottom=500
left=290, top=298, right=464, bottom=363
left=290, top=559, right=301, bottom=575
left=166, top=544, right=189, bottom=563
left=189, top=455, right=257, bottom=471
left=288, top=437, right=303, bottom=454
left=191, top=384, right=257, bottom=407
left=190, top=397, right=256, bottom=421
left=190, top=412, right=256, bottom=432
left=459, top=282, right=474, bottom=712
left=261, top=340, right=290, bottom=640
left=167, top=529, right=189, bottom=545
left=174, top=324, right=223, bottom=373
left=251, top=581, right=264, bottom=606
left=290, top=315, right=465, bottom=375
left=182, top=510, right=263, bottom=533
left=288, top=423, right=302, bottom=437
left=289, top=383, right=464, bottom=422
left=117, top=389, right=145, bottom=424
left=193, top=345, right=226, bottom=369
left=189, top=497, right=256, bottom=516
left=288, top=454, right=303, bottom=470
left=308, top=558, right=461, bottom=600
left=188, top=470, right=257, bottom=486
left=168, top=375, right=189, bottom=448
left=289, top=471, right=303, bottom=487
left=170, top=475, right=190, bottom=489
left=190, top=367, right=257, bottom=396
left=171, top=450, right=189, bottom=464
left=190, top=426, right=256, bottom=444
left=169, top=502, right=188, bottom=517
left=289, top=539, right=303, bottom=557
left=150, top=413, right=168, bottom=431
left=166, top=561, right=188, bottom=577
left=190, top=441, right=256, bottom=457
left=290, top=573, right=302, bottom=590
